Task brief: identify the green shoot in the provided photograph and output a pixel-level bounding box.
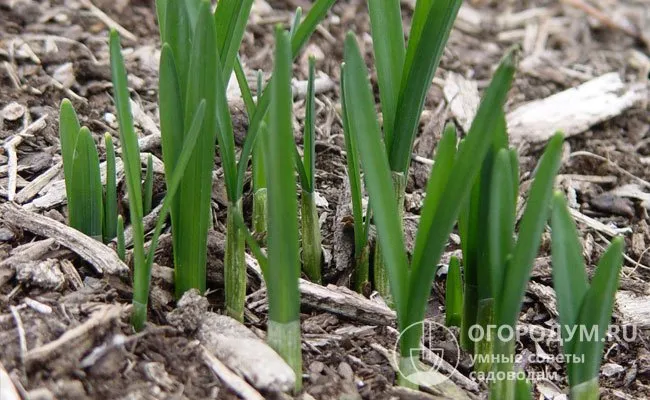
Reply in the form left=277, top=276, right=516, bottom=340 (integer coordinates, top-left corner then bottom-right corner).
left=265, top=27, right=302, bottom=390
left=342, top=33, right=518, bottom=387
left=110, top=29, right=204, bottom=330
left=445, top=256, right=462, bottom=328
left=156, top=0, right=333, bottom=320
left=488, top=133, right=564, bottom=399
left=104, top=133, right=118, bottom=242
left=295, top=56, right=322, bottom=283
left=117, top=214, right=125, bottom=261
left=340, top=64, right=371, bottom=294
left=366, top=0, right=462, bottom=303
left=69, top=127, right=103, bottom=241
left=551, top=193, right=624, bottom=400
left=143, top=153, right=154, bottom=215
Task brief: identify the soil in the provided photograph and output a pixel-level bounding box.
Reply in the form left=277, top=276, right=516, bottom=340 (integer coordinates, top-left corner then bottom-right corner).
left=1, top=0, right=649, bottom=399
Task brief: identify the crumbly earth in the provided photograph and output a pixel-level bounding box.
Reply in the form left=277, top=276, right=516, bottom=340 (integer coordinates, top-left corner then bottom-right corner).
left=1, top=0, right=649, bottom=399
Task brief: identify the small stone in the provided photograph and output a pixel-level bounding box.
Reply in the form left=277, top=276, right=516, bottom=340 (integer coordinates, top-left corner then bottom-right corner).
left=601, top=362, right=625, bottom=377
left=166, top=289, right=209, bottom=332
left=338, top=362, right=354, bottom=381
left=309, top=361, right=325, bottom=374
left=0, top=227, right=15, bottom=241
left=2, top=102, right=25, bottom=121
left=15, top=259, right=65, bottom=290
left=104, top=112, right=116, bottom=125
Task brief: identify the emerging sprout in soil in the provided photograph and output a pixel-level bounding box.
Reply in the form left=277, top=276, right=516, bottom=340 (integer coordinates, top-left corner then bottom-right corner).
left=109, top=30, right=204, bottom=330
left=367, top=0, right=463, bottom=307
left=59, top=100, right=114, bottom=243
left=551, top=192, right=624, bottom=400
left=342, top=29, right=519, bottom=388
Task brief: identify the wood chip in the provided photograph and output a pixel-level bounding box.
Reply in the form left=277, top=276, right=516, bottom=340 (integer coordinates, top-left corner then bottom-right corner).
left=443, top=72, right=480, bottom=133
left=202, top=347, right=265, bottom=400
left=0, top=202, right=128, bottom=276
left=25, top=304, right=126, bottom=367
left=507, top=73, right=647, bottom=144
left=616, top=290, right=650, bottom=329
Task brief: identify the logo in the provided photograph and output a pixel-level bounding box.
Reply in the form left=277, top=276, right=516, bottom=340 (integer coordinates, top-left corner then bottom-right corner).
left=393, top=319, right=460, bottom=387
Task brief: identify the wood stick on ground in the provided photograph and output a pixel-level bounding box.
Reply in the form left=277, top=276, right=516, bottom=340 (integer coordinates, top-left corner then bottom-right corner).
left=201, top=347, right=265, bottom=400
left=3, top=115, right=48, bottom=201
left=14, top=162, right=62, bottom=204
left=0, top=361, right=21, bottom=400
left=78, top=0, right=137, bottom=42
left=0, top=202, right=129, bottom=276
left=24, top=304, right=126, bottom=367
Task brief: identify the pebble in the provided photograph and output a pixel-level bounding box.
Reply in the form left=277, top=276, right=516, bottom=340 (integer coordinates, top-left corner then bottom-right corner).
left=0, top=227, right=15, bottom=242
left=309, top=361, right=325, bottom=374
left=601, top=362, right=625, bottom=377
left=2, top=102, right=26, bottom=121
left=338, top=361, right=354, bottom=381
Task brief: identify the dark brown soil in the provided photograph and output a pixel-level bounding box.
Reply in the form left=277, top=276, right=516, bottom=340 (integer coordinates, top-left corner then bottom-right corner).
left=1, top=0, right=649, bottom=399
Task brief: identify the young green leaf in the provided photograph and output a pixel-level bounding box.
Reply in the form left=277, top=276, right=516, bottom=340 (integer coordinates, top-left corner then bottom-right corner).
left=265, top=27, right=302, bottom=389
left=215, top=0, right=254, bottom=80
left=488, top=149, right=516, bottom=297
left=59, top=99, right=81, bottom=205
left=143, top=153, right=154, bottom=215
left=551, top=192, right=589, bottom=347
left=343, top=32, right=409, bottom=324
left=445, top=256, right=463, bottom=327
left=405, top=48, right=520, bottom=341
left=69, top=127, right=103, bottom=241
left=367, top=0, right=405, bottom=150
left=174, top=1, right=220, bottom=296
left=569, top=237, right=624, bottom=386
left=389, top=0, right=462, bottom=173
left=304, top=56, right=316, bottom=192
left=162, top=0, right=192, bottom=104
left=104, top=133, right=118, bottom=242
left=110, top=29, right=146, bottom=328
left=497, top=132, right=564, bottom=328
left=117, top=214, right=125, bottom=261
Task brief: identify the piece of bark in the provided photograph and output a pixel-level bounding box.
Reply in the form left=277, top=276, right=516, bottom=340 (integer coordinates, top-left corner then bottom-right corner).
left=198, top=313, right=296, bottom=393
left=251, top=279, right=396, bottom=326
left=0, top=238, right=56, bottom=287
left=0, top=361, right=20, bottom=400
left=507, top=73, right=647, bottom=144
left=26, top=158, right=123, bottom=211
left=443, top=72, right=480, bottom=134
left=0, top=202, right=128, bottom=276
left=25, top=304, right=126, bottom=370
left=332, top=175, right=356, bottom=274
left=169, top=290, right=295, bottom=393
left=14, top=162, right=62, bottom=204
left=616, top=290, right=650, bottom=329
left=202, top=348, right=265, bottom=400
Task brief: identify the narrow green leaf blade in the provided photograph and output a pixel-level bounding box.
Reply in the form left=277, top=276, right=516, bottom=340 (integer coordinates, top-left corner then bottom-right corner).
left=411, top=123, right=457, bottom=270
left=445, top=256, right=463, bottom=327
left=304, top=56, right=316, bottom=192
left=488, top=149, right=516, bottom=297
left=163, top=0, right=192, bottom=104
left=570, top=237, right=623, bottom=386
left=236, top=0, right=335, bottom=193
left=266, top=27, right=300, bottom=325
left=59, top=99, right=81, bottom=204
left=174, top=1, right=221, bottom=296
left=104, top=133, right=118, bottom=242
left=343, top=33, right=409, bottom=325
left=405, top=48, right=519, bottom=336
left=69, top=127, right=103, bottom=241
left=143, top=153, right=154, bottom=215
left=497, top=132, right=564, bottom=328
left=214, top=0, right=254, bottom=79
left=367, top=0, right=405, bottom=150
left=340, top=63, right=365, bottom=252
left=145, top=100, right=206, bottom=287
left=550, top=192, right=589, bottom=347
left=390, top=0, right=462, bottom=173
